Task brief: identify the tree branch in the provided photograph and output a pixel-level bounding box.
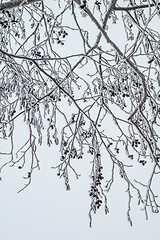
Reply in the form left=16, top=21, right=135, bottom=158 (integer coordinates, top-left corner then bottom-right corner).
left=74, top=0, right=147, bottom=121
left=115, top=3, right=160, bottom=11
left=1, top=0, right=160, bottom=12
left=0, top=0, right=42, bottom=11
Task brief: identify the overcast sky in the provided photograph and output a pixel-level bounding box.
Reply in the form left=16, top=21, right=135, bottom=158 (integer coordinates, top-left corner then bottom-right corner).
left=0, top=147, right=160, bottom=240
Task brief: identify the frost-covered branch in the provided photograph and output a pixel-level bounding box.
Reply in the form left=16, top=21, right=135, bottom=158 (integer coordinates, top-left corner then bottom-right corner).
left=0, top=0, right=42, bottom=11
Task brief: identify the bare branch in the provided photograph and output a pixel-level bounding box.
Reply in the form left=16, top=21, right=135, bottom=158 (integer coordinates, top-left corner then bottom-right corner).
left=115, top=3, right=160, bottom=11
left=0, top=0, right=42, bottom=11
